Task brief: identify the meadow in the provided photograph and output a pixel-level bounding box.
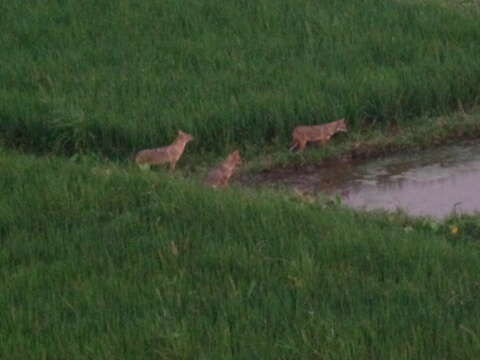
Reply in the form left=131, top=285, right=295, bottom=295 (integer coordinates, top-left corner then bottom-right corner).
left=1, top=0, right=480, bottom=157
left=2, top=149, right=480, bottom=359
left=2, top=0, right=480, bottom=358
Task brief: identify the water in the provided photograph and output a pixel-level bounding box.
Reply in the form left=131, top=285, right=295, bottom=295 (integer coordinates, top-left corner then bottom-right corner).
left=242, top=142, right=480, bottom=219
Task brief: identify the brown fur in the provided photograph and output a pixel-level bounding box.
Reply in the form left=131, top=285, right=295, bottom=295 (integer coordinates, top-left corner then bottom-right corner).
left=290, top=118, right=347, bottom=151
left=205, top=150, right=242, bottom=188
left=135, top=130, right=193, bottom=170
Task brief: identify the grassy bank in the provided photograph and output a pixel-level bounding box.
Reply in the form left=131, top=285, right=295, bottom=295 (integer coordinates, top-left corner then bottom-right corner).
left=427, top=0, right=480, bottom=14
left=240, top=106, right=480, bottom=172
left=1, top=0, right=480, bottom=157
left=2, top=0, right=480, bottom=357
left=1, top=149, right=480, bottom=359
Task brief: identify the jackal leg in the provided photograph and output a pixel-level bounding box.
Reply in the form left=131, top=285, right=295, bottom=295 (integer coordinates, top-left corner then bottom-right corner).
left=297, top=140, right=307, bottom=151
left=289, top=140, right=299, bottom=152
left=314, top=138, right=330, bottom=147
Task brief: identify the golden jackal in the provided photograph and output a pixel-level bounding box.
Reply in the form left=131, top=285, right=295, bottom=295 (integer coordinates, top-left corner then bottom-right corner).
left=135, top=130, right=193, bottom=170
left=290, top=118, right=347, bottom=151
left=205, top=150, right=242, bottom=188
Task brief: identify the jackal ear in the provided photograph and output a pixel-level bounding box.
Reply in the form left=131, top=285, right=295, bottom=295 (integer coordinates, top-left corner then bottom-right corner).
left=178, top=130, right=184, bottom=136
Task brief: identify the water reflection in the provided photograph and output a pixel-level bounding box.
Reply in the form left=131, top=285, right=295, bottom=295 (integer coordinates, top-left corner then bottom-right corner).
left=244, top=142, right=480, bottom=218
left=337, top=169, right=479, bottom=218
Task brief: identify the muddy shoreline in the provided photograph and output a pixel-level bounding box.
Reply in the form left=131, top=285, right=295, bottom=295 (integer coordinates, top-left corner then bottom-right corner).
left=238, top=138, right=480, bottom=219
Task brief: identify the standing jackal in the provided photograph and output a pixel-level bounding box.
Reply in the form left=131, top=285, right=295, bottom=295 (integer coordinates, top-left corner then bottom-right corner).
left=205, top=150, right=242, bottom=188
left=135, top=130, right=193, bottom=170
left=290, top=118, right=347, bottom=151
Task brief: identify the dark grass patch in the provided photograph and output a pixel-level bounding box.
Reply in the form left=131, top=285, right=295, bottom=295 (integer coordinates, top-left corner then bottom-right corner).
left=1, top=0, right=480, bottom=157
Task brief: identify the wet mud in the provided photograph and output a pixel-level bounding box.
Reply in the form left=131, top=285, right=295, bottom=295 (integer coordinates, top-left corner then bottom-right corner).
left=239, top=141, right=480, bottom=219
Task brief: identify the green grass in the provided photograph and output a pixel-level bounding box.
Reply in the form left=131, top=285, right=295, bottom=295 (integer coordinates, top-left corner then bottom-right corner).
left=2, top=0, right=480, bottom=357
left=2, top=149, right=480, bottom=359
left=425, top=0, right=480, bottom=14
left=242, top=107, right=480, bottom=172
left=1, top=0, right=480, bottom=157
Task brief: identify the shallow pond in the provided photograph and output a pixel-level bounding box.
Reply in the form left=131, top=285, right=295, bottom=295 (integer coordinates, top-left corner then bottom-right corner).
left=241, top=141, right=480, bottom=219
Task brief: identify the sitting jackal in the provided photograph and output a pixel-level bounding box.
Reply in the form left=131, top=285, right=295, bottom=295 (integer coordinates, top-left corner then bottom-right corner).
left=205, top=150, right=242, bottom=188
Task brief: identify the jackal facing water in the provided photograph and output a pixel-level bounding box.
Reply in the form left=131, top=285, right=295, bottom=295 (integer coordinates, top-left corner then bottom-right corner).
left=205, top=150, right=242, bottom=188
left=135, top=130, right=193, bottom=170
left=290, top=118, right=347, bottom=151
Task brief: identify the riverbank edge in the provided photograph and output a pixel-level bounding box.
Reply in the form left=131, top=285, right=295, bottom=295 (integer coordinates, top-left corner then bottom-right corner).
left=236, top=107, right=480, bottom=177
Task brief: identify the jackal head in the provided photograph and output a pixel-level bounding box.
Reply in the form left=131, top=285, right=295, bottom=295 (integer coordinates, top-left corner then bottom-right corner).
left=227, top=150, right=242, bottom=167
left=177, top=130, right=194, bottom=143
left=336, top=119, right=348, bottom=133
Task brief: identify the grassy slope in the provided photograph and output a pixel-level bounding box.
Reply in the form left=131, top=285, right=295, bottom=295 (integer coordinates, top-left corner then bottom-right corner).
left=2, top=0, right=480, bottom=357
left=1, top=0, right=480, bottom=157
left=2, top=149, right=480, bottom=359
